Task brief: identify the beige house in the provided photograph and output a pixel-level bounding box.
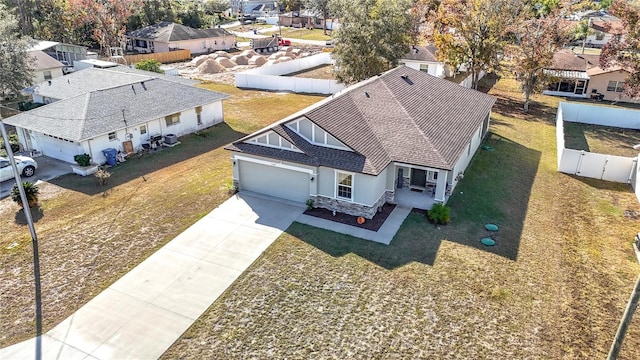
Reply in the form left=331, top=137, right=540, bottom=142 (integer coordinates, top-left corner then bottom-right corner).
left=126, top=22, right=235, bottom=55
left=586, top=67, right=634, bottom=102
left=28, top=50, right=65, bottom=83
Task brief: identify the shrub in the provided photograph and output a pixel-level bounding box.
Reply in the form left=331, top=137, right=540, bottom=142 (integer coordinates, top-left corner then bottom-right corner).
left=428, top=203, right=451, bottom=225
left=95, top=168, right=111, bottom=186
left=74, top=153, right=92, bottom=167
left=11, top=181, right=40, bottom=208
left=305, top=198, right=314, bottom=210
left=135, top=59, right=164, bottom=73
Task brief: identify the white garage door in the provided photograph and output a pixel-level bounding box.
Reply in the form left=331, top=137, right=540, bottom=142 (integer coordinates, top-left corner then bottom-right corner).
left=37, top=135, right=82, bottom=163
left=238, top=160, right=309, bottom=203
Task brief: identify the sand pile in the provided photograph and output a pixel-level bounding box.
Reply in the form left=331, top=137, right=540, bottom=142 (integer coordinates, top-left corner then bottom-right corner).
left=197, top=59, right=225, bottom=73
left=216, top=57, right=237, bottom=68
left=248, top=55, right=267, bottom=66
left=230, top=55, right=249, bottom=65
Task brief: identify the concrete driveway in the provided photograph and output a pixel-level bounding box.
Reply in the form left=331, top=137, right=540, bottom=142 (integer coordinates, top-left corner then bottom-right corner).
left=0, top=192, right=305, bottom=360
left=0, top=155, right=72, bottom=199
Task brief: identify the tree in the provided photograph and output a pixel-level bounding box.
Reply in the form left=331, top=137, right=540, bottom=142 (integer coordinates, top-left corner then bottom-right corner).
left=176, top=0, right=207, bottom=28
left=280, top=0, right=304, bottom=12
left=600, top=1, right=640, bottom=98
left=135, top=59, right=164, bottom=73
left=69, top=0, right=142, bottom=55
left=330, top=0, right=414, bottom=84
left=204, top=0, right=231, bottom=14
left=128, top=0, right=176, bottom=30
left=507, top=4, right=570, bottom=111
left=0, top=3, right=33, bottom=98
left=431, top=0, right=518, bottom=89
left=304, top=0, right=332, bottom=34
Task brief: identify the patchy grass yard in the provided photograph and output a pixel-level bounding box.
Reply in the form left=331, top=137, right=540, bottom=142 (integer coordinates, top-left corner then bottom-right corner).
left=0, top=83, right=323, bottom=347
left=265, top=27, right=331, bottom=41
left=162, top=77, right=640, bottom=359
left=564, top=122, right=640, bottom=157
left=284, top=64, right=336, bottom=80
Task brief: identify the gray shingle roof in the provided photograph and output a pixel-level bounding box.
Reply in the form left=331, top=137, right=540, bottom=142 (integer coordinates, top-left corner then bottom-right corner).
left=23, top=66, right=198, bottom=99
left=127, top=22, right=232, bottom=43
left=5, top=78, right=228, bottom=141
left=226, top=66, right=495, bottom=175
left=401, top=45, right=439, bottom=62
left=28, top=50, right=65, bottom=71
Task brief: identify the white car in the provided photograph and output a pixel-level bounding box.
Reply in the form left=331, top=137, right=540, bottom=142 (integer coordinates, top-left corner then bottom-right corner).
left=0, top=156, right=38, bottom=182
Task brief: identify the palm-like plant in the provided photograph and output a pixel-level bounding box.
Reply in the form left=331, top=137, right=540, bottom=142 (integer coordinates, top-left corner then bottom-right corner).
left=11, top=181, right=40, bottom=208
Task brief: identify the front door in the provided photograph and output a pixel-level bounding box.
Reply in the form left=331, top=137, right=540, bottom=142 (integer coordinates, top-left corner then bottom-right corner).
left=575, top=80, right=587, bottom=95
left=410, top=169, right=427, bottom=188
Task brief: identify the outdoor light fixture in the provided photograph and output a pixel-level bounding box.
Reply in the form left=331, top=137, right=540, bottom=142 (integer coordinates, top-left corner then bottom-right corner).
left=310, top=177, right=314, bottom=182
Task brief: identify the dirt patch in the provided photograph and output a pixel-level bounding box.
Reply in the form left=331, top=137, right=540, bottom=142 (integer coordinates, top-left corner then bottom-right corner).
left=303, top=203, right=396, bottom=232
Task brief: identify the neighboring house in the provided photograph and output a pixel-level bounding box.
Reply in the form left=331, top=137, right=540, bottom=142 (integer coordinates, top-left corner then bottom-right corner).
left=543, top=49, right=636, bottom=102
left=28, top=50, right=65, bottom=83
left=399, top=45, right=453, bottom=78
left=225, top=66, right=495, bottom=217
left=231, top=0, right=277, bottom=15
left=28, top=40, right=88, bottom=65
left=278, top=10, right=338, bottom=30
left=126, top=22, right=235, bottom=55
left=6, top=67, right=228, bottom=164
left=566, top=14, right=623, bottom=49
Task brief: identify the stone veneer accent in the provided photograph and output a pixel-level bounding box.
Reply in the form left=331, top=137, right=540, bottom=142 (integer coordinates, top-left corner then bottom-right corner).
left=311, top=191, right=391, bottom=219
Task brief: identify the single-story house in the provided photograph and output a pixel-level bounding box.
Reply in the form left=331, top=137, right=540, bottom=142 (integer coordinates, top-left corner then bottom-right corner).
left=399, top=45, right=453, bottom=78
left=543, top=49, right=636, bottom=102
left=28, top=50, right=65, bottom=83
left=278, top=10, right=338, bottom=30
left=225, top=66, right=495, bottom=217
left=6, top=67, right=228, bottom=164
left=126, top=22, right=235, bottom=55
left=28, top=40, right=88, bottom=65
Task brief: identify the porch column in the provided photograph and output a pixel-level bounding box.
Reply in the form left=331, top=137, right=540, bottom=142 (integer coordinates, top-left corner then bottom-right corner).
left=434, top=170, right=448, bottom=202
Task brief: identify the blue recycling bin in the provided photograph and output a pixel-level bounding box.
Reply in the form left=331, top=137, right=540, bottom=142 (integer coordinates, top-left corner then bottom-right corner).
left=102, top=148, right=118, bottom=166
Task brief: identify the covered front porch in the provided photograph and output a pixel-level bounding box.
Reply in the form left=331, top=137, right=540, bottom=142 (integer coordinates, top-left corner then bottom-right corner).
left=542, top=69, right=590, bottom=98
left=391, top=163, right=449, bottom=210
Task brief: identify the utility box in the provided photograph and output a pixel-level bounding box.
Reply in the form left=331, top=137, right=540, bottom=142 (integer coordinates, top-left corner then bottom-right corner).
left=164, top=134, right=178, bottom=145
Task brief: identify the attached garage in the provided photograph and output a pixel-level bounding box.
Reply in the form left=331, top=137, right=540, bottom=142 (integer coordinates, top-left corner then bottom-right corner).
left=36, top=133, right=82, bottom=163
left=238, top=160, right=310, bottom=203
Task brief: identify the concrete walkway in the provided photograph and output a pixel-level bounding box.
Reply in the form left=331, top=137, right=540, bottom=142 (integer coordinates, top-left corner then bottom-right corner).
left=0, top=193, right=305, bottom=360
left=1, top=193, right=411, bottom=359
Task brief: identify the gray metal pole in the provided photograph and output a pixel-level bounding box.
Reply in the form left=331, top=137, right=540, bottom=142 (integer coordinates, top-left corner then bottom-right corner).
left=608, top=275, right=640, bottom=360
left=0, top=117, right=42, bottom=359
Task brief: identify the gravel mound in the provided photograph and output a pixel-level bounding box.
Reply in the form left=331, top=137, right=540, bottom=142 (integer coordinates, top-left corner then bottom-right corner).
left=230, top=55, right=249, bottom=65
left=216, top=57, right=237, bottom=68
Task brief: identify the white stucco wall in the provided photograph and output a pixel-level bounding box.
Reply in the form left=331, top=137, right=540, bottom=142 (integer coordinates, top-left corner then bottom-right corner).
left=449, top=122, right=485, bottom=194
left=33, top=68, right=64, bottom=84
left=400, top=60, right=447, bottom=78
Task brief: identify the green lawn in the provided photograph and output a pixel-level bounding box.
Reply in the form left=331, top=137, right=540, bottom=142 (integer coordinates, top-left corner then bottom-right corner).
left=161, top=76, right=640, bottom=359
left=0, top=83, right=323, bottom=347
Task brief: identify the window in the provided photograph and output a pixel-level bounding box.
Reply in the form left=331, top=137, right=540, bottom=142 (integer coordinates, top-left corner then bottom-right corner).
left=165, top=113, right=180, bottom=126
left=139, top=125, right=147, bottom=135
left=108, top=132, right=117, bottom=141
left=43, top=71, right=52, bottom=80
left=196, top=106, right=202, bottom=125
left=419, top=64, right=429, bottom=73
left=336, top=172, right=353, bottom=200
left=607, top=81, right=624, bottom=92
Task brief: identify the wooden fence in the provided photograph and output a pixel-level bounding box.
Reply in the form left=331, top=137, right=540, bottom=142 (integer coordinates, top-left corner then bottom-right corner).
left=102, top=49, right=191, bottom=65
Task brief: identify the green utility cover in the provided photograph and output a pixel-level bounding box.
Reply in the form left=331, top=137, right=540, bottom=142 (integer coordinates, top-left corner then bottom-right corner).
left=481, top=238, right=496, bottom=246
left=485, top=223, right=499, bottom=231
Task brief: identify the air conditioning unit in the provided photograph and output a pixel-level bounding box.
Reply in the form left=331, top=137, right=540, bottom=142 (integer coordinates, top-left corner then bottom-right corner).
left=164, top=134, right=178, bottom=145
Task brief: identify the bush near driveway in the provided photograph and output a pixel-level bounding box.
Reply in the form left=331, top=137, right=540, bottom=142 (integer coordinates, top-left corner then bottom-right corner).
left=162, top=77, right=640, bottom=359
left=0, top=83, right=323, bottom=347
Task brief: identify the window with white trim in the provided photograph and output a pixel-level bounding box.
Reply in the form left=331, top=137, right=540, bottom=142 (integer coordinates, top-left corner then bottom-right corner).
left=419, top=64, right=429, bottom=73
left=607, top=81, right=624, bottom=92
left=247, top=131, right=301, bottom=152
left=165, top=113, right=180, bottom=126
left=286, top=118, right=350, bottom=151
left=43, top=71, right=52, bottom=80
left=336, top=172, right=353, bottom=200
left=139, top=124, right=147, bottom=135
left=108, top=132, right=117, bottom=141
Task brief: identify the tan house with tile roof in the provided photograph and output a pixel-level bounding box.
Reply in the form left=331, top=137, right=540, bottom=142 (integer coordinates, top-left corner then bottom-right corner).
left=225, top=66, right=495, bottom=217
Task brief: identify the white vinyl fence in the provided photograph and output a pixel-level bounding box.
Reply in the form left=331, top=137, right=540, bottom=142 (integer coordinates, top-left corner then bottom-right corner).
left=556, top=102, right=640, bottom=190
left=459, top=70, right=486, bottom=89
left=235, top=52, right=345, bottom=94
